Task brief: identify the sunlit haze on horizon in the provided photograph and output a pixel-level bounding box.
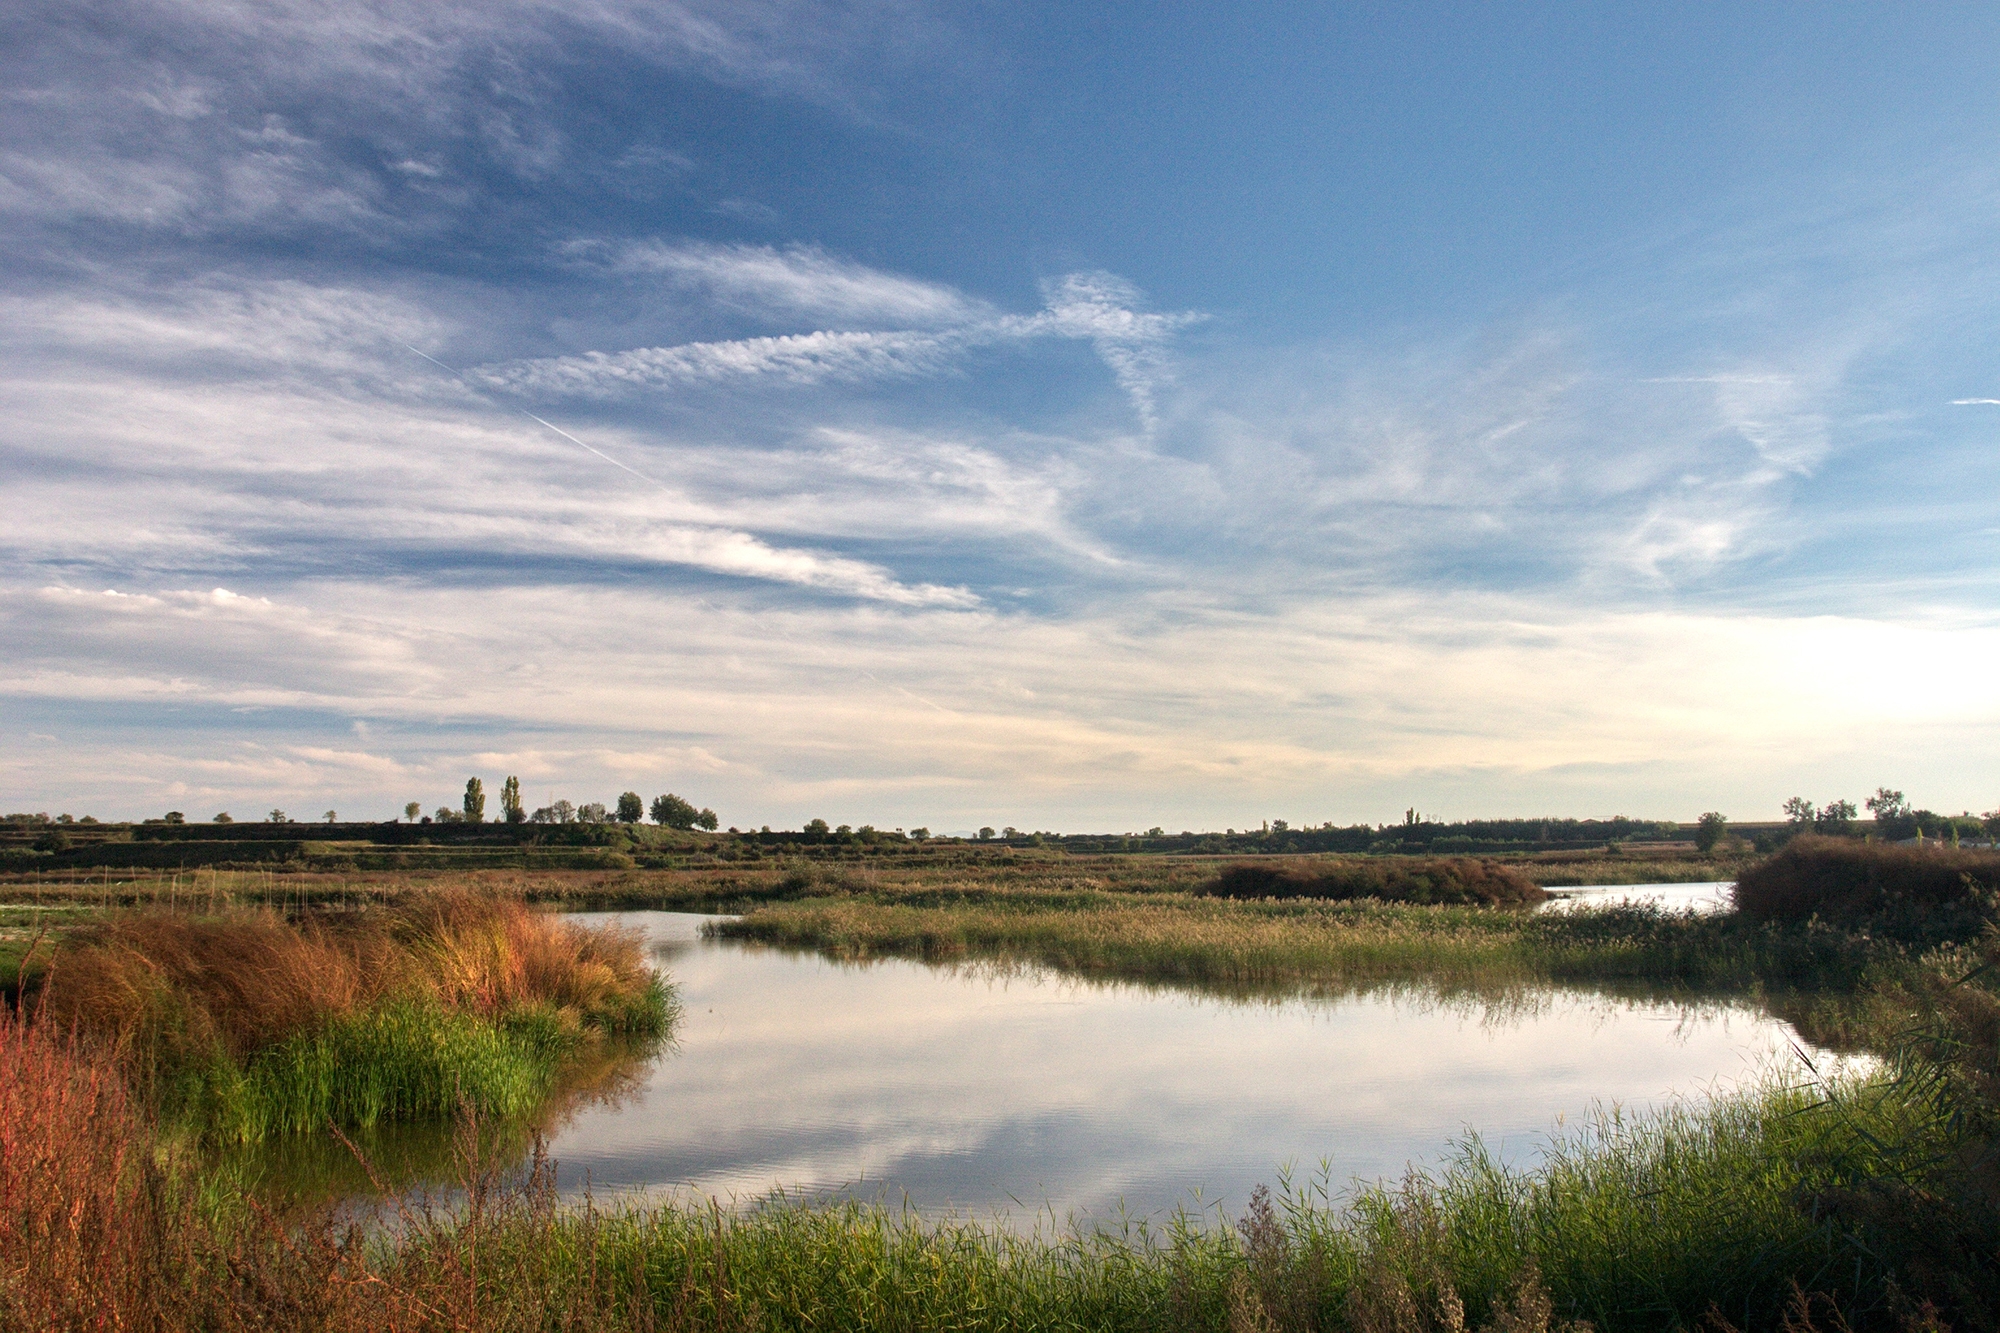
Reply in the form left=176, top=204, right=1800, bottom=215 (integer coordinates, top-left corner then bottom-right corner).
left=3, top=2, right=1997, bottom=828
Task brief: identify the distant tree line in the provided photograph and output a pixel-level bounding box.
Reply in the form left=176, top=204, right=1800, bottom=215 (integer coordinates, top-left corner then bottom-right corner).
left=12, top=786, right=2000, bottom=851
left=374, top=778, right=718, bottom=832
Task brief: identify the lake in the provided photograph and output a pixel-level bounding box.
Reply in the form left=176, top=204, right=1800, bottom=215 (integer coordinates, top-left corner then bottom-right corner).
left=454, top=899, right=1829, bottom=1227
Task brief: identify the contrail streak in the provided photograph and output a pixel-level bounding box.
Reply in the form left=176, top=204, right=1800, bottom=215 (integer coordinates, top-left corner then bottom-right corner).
left=404, top=345, right=666, bottom=488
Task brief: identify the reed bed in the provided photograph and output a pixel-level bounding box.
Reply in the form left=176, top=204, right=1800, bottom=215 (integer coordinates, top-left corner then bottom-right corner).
left=22, top=892, right=672, bottom=1140
left=714, top=890, right=1922, bottom=1003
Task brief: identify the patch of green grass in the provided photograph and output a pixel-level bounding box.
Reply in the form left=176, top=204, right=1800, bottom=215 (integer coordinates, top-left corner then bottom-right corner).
left=186, top=993, right=665, bottom=1141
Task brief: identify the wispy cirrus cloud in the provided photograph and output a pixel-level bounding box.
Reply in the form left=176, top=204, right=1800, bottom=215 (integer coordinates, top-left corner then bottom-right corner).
left=1, top=0, right=959, bottom=244
left=471, top=267, right=1201, bottom=434
left=472, top=327, right=974, bottom=396
left=575, top=239, right=988, bottom=325
left=1038, top=272, right=1204, bottom=432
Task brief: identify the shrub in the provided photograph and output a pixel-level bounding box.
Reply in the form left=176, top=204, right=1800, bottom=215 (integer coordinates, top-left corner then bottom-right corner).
left=1732, top=835, right=2000, bottom=934
left=1204, top=857, right=1546, bottom=907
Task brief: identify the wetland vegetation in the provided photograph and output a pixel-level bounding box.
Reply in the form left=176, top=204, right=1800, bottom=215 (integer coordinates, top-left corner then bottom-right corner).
left=3, top=834, right=1999, bottom=1330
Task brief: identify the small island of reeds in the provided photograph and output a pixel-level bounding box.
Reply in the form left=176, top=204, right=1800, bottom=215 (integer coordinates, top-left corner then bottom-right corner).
left=13, top=891, right=673, bottom=1143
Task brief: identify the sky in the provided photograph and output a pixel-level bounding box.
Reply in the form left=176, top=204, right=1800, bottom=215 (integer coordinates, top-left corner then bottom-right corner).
left=3, top=1, right=1997, bottom=830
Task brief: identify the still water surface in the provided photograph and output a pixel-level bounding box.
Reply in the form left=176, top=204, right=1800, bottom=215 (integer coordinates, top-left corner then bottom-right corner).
left=1541, top=881, right=1734, bottom=913
left=491, top=902, right=1826, bottom=1224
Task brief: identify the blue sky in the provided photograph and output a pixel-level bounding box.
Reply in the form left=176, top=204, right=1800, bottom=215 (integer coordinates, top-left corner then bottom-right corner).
left=3, top=1, right=1996, bottom=828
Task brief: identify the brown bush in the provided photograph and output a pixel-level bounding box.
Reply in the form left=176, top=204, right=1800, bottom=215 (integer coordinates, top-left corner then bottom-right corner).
left=1731, top=835, right=2000, bottom=925
left=1205, top=857, right=1546, bottom=907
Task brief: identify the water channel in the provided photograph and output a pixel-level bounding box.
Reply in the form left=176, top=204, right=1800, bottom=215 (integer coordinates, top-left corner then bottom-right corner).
left=262, top=886, right=1844, bottom=1226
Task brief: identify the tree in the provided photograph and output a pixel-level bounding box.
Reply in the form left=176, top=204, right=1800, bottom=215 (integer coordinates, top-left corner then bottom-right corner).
left=1815, top=800, right=1857, bottom=835
left=978, top=827, right=995, bottom=841
left=213, top=812, right=232, bottom=823
left=1694, top=811, right=1728, bottom=853
left=1866, top=787, right=1908, bottom=822
left=463, top=777, right=486, bottom=823
left=164, top=810, right=185, bottom=825
left=322, top=810, right=338, bottom=823
left=803, top=818, right=830, bottom=838
left=501, top=776, right=526, bottom=825
left=696, top=807, right=719, bottom=831
left=908, top=827, right=931, bottom=841
left=1782, top=797, right=1815, bottom=827
left=268, top=809, right=290, bottom=823
left=404, top=801, right=421, bottom=823
left=651, top=793, right=700, bottom=828
left=616, top=791, right=644, bottom=824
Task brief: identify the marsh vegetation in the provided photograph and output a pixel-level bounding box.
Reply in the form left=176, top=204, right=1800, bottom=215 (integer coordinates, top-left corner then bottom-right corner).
left=12, top=892, right=671, bottom=1143
left=4, top=838, right=1999, bottom=1329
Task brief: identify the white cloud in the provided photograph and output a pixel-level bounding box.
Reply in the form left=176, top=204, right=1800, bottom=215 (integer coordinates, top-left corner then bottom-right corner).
left=470, top=269, right=1200, bottom=438
left=583, top=240, right=986, bottom=325
left=472, top=328, right=972, bottom=396
left=1035, top=272, right=1203, bottom=432
left=5, top=577, right=1997, bottom=823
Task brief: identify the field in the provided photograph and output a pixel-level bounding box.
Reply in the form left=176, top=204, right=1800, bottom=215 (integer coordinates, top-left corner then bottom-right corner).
left=3, top=837, right=1996, bottom=1331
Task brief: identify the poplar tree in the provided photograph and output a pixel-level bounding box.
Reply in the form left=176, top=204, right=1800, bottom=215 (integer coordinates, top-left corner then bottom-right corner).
left=463, top=776, right=486, bottom=823
left=501, top=776, right=526, bottom=824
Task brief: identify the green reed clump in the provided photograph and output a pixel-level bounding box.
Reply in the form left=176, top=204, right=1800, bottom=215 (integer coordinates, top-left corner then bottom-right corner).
left=218, top=1002, right=572, bottom=1139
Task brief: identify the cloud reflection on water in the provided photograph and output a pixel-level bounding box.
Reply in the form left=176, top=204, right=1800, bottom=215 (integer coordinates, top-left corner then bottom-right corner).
left=529, top=911, right=1829, bottom=1227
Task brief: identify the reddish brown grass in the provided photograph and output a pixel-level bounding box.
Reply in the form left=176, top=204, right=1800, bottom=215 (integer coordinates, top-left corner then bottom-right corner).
left=0, top=998, right=152, bottom=1326
left=0, top=1003, right=651, bottom=1331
